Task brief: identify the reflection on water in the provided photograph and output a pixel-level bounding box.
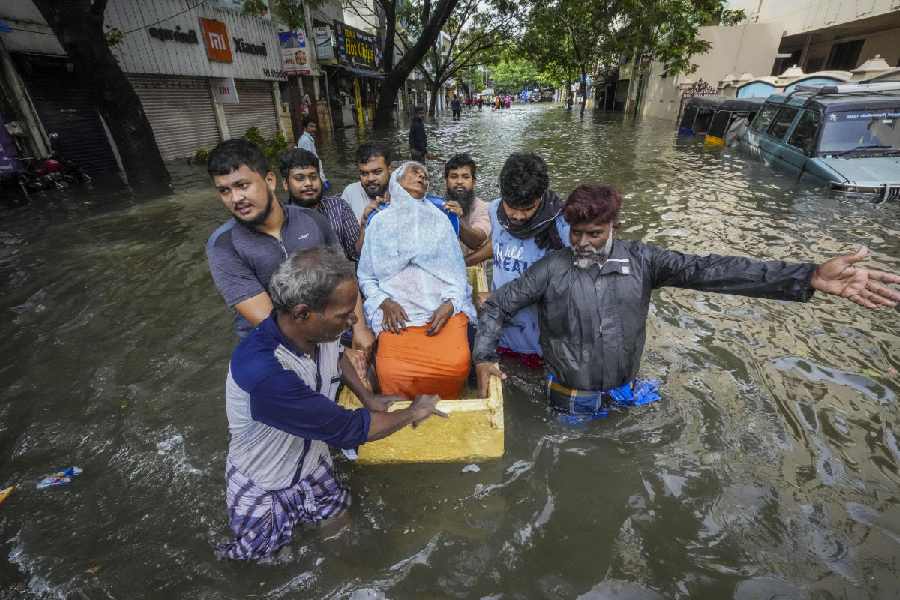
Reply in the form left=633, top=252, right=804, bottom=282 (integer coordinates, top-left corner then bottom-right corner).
left=1, top=105, right=898, bottom=599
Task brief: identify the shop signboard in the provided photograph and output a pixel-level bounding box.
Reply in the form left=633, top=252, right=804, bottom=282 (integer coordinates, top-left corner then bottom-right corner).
left=211, top=77, right=240, bottom=104
left=333, top=22, right=380, bottom=70
left=200, top=18, right=233, bottom=63
left=314, top=26, right=335, bottom=62
left=279, top=30, right=311, bottom=74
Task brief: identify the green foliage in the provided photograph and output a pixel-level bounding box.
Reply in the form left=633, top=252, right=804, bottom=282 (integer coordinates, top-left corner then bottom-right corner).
left=194, top=148, right=210, bottom=164
left=519, top=0, right=746, bottom=84
left=397, top=0, right=517, bottom=108
left=489, top=59, right=554, bottom=92
left=104, top=26, right=124, bottom=47
left=241, top=0, right=269, bottom=17
left=243, top=128, right=291, bottom=168
left=242, top=0, right=322, bottom=30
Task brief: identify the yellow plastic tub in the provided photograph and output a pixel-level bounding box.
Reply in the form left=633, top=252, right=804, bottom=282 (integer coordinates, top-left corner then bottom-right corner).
left=338, top=265, right=505, bottom=464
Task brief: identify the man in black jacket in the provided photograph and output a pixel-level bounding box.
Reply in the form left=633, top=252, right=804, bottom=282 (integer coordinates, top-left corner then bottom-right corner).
left=473, top=184, right=900, bottom=418
left=409, top=105, right=428, bottom=162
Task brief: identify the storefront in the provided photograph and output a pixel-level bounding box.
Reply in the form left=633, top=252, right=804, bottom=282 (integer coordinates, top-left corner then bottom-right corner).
left=105, top=0, right=285, bottom=160
left=316, top=20, right=383, bottom=129
left=13, top=53, right=119, bottom=177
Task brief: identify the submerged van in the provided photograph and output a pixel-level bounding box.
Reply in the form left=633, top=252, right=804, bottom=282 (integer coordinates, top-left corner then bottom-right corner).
left=737, top=83, right=900, bottom=202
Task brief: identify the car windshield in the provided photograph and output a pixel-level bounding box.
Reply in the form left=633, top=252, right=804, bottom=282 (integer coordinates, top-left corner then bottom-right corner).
left=819, top=108, right=900, bottom=153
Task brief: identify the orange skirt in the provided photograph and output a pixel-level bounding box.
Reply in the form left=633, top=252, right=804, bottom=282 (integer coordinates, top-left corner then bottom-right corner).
left=376, top=313, right=471, bottom=399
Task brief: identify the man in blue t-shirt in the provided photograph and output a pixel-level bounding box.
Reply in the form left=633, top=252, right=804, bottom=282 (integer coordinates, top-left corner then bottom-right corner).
left=204, top=139, right=375, bottom=360
left=218, top=247, right=444, bottom=560
left=467, top=152, right=570, bottom=366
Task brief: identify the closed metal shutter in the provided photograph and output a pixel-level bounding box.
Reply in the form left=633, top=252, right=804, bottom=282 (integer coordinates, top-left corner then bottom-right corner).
left=224, top=80, right=278, bottom=140
left=14, top=54, right=119, bottom=177
left=129, top=76, right=222, bottom=161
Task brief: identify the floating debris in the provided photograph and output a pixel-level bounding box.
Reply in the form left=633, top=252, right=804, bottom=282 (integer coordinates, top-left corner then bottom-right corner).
left=36, top=467, right=83, bottom=490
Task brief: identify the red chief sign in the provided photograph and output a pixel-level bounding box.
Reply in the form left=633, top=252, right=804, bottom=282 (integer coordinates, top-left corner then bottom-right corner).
left=200, top=18, right=232, bottom=63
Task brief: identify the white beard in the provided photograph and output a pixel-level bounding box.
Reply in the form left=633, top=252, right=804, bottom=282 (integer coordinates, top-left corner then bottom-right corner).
left=573, top=233, right=614, bottom=269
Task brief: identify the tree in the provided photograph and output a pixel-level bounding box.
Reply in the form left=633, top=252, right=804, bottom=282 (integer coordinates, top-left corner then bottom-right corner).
left=372, top=0, right=460, bottom=128
left=521, top=0, right=621, bottom=118
left=397, top=0, right=516, bottom=116
left=488, top=57, right=557, bottom=93
left=32, top=0, right=170, bottom=195
left=519, top=0, right=743, bottom=117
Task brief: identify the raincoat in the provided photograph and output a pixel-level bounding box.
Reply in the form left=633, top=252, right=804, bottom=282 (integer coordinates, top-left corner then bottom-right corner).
left=474, top=240, right=817, bottom=392
left=357, top=162, right=477, bottom=337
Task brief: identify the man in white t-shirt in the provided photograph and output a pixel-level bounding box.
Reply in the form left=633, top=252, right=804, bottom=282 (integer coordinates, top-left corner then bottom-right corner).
left=341, top=142, right=392, bottom=222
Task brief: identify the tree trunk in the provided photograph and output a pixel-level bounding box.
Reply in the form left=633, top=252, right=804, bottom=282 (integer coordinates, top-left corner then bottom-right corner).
left=373, top=0, right=460, bottom=129
left=33, top=0, right=170, bottom=195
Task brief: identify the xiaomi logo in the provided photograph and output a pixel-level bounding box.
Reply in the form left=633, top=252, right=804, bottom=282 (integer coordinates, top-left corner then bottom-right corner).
left=200, top=18, right=232, bottom=63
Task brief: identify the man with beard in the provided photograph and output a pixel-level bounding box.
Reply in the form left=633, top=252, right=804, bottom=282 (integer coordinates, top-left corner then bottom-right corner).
left=341, top=142, right=391, bottom=222
left=205, top=139, right=375, bottom=360
left=281, top=148, right=359, bottom=262
left=473, top=184, right=900, bottom=422
left=442, top=153, right=491, bottom=266
left=466, top=152, right=570, bottom=367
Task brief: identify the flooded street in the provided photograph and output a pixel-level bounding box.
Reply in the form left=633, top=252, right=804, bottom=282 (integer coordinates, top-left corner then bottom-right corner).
left=2, top=103, right=899, bottom=599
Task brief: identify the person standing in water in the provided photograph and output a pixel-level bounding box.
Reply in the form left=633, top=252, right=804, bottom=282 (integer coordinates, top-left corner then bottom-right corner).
left=218, top=247, right=446, bottom=560
left=409, top=106, right=428, bottom=162
left=296, top=115, right=328, bottom=190
left=473, top=183, right=900, bottom=422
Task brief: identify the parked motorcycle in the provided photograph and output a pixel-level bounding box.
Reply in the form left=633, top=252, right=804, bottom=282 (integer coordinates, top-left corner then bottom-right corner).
left=16, top=132, right=91, bottom=195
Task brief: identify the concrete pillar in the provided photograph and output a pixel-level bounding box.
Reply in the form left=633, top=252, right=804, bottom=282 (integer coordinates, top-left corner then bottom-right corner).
left=0, top=37, right=50, bottom=157
left=272, top=81, right=293, bottom=140
left=212, top=97, right=231, bottom=141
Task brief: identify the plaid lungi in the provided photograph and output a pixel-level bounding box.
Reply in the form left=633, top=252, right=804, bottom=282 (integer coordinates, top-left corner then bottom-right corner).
left=217, top=455, right=350, bottom=561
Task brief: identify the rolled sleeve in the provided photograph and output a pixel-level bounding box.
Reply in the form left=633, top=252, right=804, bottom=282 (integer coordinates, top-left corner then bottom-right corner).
left=250, top=370, right=370, bottom=449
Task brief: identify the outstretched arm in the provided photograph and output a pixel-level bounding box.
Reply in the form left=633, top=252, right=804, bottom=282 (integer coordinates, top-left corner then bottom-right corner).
left=648, top=244, right=900, bottom=308
left=647, top=244, right=818, bottom=301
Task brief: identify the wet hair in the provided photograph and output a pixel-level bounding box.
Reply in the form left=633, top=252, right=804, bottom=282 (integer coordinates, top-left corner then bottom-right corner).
left=279, top=148, right=320, bottom=178
left=563, top=184, right=623, bottom=225
left=444, top=153, right=477, bottom=180
left=356, top=142, right=392, bottom=166
left=269, top=246, right=356, bottom=313
left=207, top=138, right=269, bottom=178
left=499, top=152, right=549, bottom=208
left=414, top=105, right=426, bottom=115
left=301, top=115, right=316, bottom=129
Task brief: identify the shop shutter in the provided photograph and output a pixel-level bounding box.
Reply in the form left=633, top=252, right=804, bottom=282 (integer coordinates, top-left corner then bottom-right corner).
left=129, top=76, right=222, bottom=161
left=14, top=54, right=119, bottom=177
left=224, top=80, right=278, bottom=140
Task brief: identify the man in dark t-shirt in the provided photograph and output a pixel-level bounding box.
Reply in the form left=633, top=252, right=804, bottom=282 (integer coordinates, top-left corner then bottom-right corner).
left=204, top=139, right=376, bottom=358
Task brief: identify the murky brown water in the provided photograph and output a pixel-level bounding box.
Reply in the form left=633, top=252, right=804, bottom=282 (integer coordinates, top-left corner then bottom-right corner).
left=1, top=104, right=899, bottom=599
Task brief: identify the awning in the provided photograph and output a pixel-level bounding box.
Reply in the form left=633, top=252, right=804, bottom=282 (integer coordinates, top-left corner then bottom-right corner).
left=344, top=65, right=384, bottom=80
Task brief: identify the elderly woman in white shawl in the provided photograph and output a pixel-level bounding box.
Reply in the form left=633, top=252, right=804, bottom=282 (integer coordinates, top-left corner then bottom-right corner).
left=357, top=161, right=477, bottom=399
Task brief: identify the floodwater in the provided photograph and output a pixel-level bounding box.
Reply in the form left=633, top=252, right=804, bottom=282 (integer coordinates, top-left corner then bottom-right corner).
left=1, top=104, right=899, bottom=599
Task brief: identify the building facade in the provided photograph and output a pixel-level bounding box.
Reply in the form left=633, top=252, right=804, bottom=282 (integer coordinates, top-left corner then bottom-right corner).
left=630, top=1, right=900, bottom=121
left=0, top=0, right=287, bottom=174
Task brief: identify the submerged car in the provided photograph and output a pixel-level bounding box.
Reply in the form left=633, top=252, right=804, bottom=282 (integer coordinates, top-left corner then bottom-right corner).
left=737, top=83, right=900, bottom=202
left=677, top=96, right=727, bottom=137
left=704, top=98, right=766, bottom=146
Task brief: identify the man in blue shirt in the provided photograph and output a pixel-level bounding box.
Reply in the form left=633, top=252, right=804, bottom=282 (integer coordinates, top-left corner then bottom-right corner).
left=205, top=139, right=375, bottom=360
left=466, top=152, right=570, bottom=367
left=218, top=246, right=444, bottom=561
